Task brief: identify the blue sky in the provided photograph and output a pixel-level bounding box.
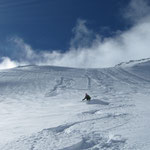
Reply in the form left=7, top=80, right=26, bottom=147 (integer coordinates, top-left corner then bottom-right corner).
left=1, top=0, right=150, bottom=69
left=0, top=0, right=130, bottom=50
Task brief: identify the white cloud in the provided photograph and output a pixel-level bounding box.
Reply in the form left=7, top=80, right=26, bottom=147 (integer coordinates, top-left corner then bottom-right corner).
left=70, top=19, right=97, bottom=49
left=0, top=57, right=18, bottom=69
left=124, top=0, right=150, bottom=24
left=1, top=0, right=150, bottom=69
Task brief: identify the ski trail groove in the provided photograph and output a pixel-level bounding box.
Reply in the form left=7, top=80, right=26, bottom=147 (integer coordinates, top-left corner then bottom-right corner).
left=46, top=77, right=64, bottom=96
left=118, top=68, right=150, bottom=83
left=85, top=75, right=91, bottom=90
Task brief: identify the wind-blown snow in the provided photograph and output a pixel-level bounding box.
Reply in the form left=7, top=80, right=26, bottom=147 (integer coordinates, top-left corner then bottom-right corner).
left=0, top=59, right=150, bottom=150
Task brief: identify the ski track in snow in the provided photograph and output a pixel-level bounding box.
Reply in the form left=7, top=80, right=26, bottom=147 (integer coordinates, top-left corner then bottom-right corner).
left=0, top=61, right=150, bottom=150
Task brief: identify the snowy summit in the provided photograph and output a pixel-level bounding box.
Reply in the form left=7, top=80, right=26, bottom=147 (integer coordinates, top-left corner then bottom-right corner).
left=0, top=58, right=150, bottom=150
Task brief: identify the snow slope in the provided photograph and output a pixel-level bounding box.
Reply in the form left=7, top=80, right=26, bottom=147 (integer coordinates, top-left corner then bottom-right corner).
left=0, top=60, right=150, bottom=150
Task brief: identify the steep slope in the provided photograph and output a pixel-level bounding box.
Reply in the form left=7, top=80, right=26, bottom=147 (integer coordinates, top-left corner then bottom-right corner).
left=0, top=60, right=150, bottom=150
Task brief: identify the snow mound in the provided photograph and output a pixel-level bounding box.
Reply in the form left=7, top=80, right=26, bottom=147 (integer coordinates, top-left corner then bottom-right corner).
left=2, top=122, right=127, bottom=150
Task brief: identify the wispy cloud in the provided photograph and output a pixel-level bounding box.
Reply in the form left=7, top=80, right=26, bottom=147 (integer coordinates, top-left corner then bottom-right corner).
left=70, top=19, right=97, bottom=49
left=124, top=0, right=150, bottom=24
left=1, top=0, right=150, bottom=69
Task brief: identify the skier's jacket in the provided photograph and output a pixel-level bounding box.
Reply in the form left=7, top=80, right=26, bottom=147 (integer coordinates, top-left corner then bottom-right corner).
left=83, top=94, right=91, bottom=101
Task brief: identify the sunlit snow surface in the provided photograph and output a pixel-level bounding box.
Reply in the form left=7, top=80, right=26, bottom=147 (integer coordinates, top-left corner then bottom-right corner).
left=0, top=60, right=150, bottom=150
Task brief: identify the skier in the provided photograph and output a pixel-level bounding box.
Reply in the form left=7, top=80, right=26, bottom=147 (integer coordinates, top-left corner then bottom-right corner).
left=82, top=93, right=91, bottom=101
